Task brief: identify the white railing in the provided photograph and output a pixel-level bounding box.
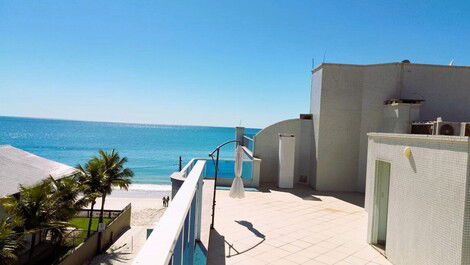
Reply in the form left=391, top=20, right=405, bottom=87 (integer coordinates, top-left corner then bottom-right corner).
left=133, top=160, right=206, bottom=265
left=243, top=135, right=254, bottom=153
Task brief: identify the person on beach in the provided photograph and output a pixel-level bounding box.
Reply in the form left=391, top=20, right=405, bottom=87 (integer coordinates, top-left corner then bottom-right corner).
left=162, top=197, right=167, bottom=207
left=166, top=196, right=170, bottom=206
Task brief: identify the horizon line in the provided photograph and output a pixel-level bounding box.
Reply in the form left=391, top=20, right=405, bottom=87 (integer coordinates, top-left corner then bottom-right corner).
left=0, top=115, right=262, bottom=130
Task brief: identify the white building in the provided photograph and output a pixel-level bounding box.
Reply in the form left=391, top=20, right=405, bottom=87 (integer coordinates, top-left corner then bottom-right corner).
left=365, top=133, right=470, bottom=265
left=310, top=62, right=470, bottom=192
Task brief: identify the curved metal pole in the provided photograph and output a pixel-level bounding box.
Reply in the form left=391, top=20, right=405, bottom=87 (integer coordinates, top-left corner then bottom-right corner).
left=209, top=139, right=240, bottom=229
left=209, top=139, right=240, bottom=157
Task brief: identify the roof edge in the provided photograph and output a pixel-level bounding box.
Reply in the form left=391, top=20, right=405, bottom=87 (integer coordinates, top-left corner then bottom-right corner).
left=312, top=62, right=470, bottom=73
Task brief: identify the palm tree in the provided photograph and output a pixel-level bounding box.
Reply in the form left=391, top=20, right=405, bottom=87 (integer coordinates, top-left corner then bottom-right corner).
left=1, top=182, right=69, bottom=259
left=0, top=218, right=22, bottom=265
left=48, top=176, right=88, bottom=222
left=76, top=157, right=103, bottom=237
left=97, top=149, right=134, bottom=223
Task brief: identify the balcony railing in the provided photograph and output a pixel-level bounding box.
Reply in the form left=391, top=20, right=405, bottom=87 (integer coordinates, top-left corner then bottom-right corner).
left=242, top=135, right=254, bottom=153
left=133, top=160, right=206, bottom=265
left=134, top=138, right=262, bottom=265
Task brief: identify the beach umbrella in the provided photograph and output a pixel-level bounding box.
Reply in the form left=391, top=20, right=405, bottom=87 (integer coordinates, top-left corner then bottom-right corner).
left=229, top=145, right=245, bottom=199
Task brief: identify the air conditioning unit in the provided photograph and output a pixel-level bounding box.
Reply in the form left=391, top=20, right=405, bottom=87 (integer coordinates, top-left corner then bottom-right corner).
left=461, top=122, right=470, bottom=136
left=411, top=122, right=434, bottom=135
left=435, top=121, right=461, bottom=136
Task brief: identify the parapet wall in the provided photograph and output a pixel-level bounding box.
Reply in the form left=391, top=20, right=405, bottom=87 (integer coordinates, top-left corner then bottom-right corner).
left=253, top=118, right=315, bottom=187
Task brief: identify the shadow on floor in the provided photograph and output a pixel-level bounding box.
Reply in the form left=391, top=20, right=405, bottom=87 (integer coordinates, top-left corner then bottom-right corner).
left=257, top=184, right=322, bottom=201
left=257, top=184, right=365, bottom=207
left=90, top=244, right=132, bottom=265
left=235, top=220, right=265, bottom=239
left=226, top=238, right=265, bottom=258
left=224, top=220, right=265, bottom=258
left=207, top=229, right=226, bottom=265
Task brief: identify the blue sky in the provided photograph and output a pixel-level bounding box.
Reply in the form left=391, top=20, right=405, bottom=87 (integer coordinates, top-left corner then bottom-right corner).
left=1, top=1, right=469, bottom=128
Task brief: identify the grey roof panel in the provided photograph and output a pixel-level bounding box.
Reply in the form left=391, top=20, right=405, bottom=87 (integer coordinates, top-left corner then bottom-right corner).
left=0, top=145, right=79, bottom=197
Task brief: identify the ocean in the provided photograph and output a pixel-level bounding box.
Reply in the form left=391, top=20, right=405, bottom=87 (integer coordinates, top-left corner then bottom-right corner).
left=0, top=116, right=259, bottom=190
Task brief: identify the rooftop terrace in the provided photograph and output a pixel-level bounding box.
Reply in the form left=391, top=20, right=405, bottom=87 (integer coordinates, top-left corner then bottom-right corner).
left=206, top=186, right=392, bottom=265
left=134, top=149, right=392, bottom=265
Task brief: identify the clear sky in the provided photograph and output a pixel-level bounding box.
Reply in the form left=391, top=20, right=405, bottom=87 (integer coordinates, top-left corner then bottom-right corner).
left=1, top=1, right=469, bottom=128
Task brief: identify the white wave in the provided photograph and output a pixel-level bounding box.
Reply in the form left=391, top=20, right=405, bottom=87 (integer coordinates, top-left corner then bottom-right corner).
left=121, top=183, right=172, bottom=192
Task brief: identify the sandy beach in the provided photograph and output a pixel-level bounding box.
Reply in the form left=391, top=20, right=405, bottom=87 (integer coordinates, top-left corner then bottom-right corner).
left=88, top=186, right=171, bottom=265
left=88, top=186, right=171, bottom=226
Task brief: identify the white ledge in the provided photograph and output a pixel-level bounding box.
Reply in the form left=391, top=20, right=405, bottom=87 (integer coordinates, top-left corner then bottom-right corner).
left=368, top=132, right=469, bottom=143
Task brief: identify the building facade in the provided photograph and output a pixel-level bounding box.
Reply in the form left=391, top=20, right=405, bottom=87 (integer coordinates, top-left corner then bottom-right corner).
left=311, top=62, right=470, bottom=192
left=365, top=133, right=470, bottom=265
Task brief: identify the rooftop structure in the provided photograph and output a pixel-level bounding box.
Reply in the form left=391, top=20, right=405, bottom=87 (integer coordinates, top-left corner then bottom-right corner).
left=310, top=62, right=470, bottom=192
left=133, top=61, right=470, bottom=265
left=0, top=145, right=79, bottom=198
left=366, top=133, right=470, bottom=265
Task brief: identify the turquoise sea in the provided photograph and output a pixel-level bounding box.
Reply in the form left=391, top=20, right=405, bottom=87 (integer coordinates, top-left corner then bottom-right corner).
left=0, top=116, right=259, bottom=189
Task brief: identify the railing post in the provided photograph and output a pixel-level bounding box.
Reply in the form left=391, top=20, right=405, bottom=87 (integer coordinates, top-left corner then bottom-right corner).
left=173, top=226, right=183, bottom=265
left=183, top=212, right=190, bottom=264
left=195, top=179, right=203, bottom=240
left=188, top=197, right=196, bottom=265
left=210, top=149, right=220, bottom=229
left=236, top=127, right=245, bottom=146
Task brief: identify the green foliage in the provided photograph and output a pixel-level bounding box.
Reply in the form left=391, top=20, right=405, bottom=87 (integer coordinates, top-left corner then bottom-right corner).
left=98, top=149, right=134, bottom=195
left=76, top=157, right=104, bottom=202
left=1, top=175, right=88, bottom=246
left=96, top=149, right=134, bottom=222
left=0, top=218, right=23, bottom=265
left=0, top=149, right=132, bottom=262
left=76, top=157, right=105, bottom=237
left=68, top=217, right=111, bottom=231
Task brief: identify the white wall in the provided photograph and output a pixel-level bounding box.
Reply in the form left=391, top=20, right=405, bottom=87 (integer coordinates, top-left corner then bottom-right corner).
left=253, top=118, right=315, bottom=186
left=313, top=65, right=364, bottom=191
left=311, top=69, right=322, bottom=188
left=311, top=63, right=470, bottom=192
left=402, top=64, right=470, bottom=121
left=365, top=133, right=470, bottom=265
left=356, top=64, right=403, bottom=191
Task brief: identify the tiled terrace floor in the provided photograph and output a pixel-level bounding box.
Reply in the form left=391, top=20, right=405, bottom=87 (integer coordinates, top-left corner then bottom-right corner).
left=207, top=186, right=392, bottom=265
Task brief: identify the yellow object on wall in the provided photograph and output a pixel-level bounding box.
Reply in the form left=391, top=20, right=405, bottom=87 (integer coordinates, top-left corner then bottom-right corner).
left=404, top=147, right=412, bottom=158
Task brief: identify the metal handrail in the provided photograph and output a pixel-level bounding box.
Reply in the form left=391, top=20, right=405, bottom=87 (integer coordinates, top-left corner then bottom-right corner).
left=133, top=160, right=206, bottom=265
left=243, top=135, right=253, bottom=141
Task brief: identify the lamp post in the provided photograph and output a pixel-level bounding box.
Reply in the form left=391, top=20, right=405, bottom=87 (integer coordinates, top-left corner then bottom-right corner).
left=209, top=139, right=240, bottom=229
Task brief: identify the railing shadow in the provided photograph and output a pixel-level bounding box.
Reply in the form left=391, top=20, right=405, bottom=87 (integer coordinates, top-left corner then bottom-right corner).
left=225, top=220, right=265, bottom=258
left=207, top=229, right=226, bottom=265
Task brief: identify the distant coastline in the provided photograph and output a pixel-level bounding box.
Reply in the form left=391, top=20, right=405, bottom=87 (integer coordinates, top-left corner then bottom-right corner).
left=0, top=115, right=260, bottom=131
left=0, top=116, right=260, bottom=185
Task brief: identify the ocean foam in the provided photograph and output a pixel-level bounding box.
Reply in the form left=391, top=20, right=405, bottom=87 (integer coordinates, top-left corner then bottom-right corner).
left=124, top=183, right=172, bottom=192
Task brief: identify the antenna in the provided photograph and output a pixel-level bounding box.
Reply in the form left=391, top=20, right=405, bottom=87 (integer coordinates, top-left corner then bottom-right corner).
left=449, top=59, right=454, bottom=66
left=311, top=58, right=315, bottom=69
left=322, top=49, right=327, bottom=63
